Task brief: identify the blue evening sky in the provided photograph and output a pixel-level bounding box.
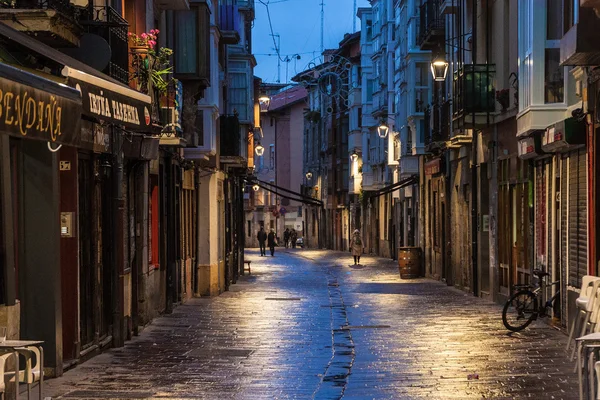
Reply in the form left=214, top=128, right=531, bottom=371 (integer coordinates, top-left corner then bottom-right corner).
left=253, top=0, right=371, bottom=84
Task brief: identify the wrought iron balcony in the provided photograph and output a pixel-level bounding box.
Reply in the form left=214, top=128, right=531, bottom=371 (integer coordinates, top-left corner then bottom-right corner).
left=418, top=0, right=444, bottom=50
left=453, top=64, right=495, bottom=130
left=79, top=5, right=129, bottom=84
left=425, top=100, right=451, bottom=154
left=0, top=0, right=82, bottom=47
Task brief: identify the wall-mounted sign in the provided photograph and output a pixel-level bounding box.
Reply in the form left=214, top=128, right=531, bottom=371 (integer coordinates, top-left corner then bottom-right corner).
left=542, top=118, right=586, bottom=152
left=0, top=63, right=82, bottom=146
left=64, top=66, right=152, bottom=132
left=517, top=135, right=542, bottom=160
left=425, top=158, right=443, bottom=176
left=59, top=161, right=71, bottom=171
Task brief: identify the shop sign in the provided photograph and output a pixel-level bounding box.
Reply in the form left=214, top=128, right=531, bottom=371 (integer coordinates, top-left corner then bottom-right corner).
left=425, top=158, right=442, bottom=176
left=71, top=79, right=152, bottom=131
left=542, top=118, right=586, bottom=152
left=0, top=65, right=81, bottom=145
left=517, top=136, right=540, bottom=160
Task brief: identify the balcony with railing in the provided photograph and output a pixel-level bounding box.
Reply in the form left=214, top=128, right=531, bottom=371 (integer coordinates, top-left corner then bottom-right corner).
left=425, top=100, right=450, bottom=154
left=453, top=64, right=495, bottom=132
left=418, top=0, right=444, bottom=50
left=0, top=0, right=82, bottom=47
left=79, top=5, right=129, bottom=84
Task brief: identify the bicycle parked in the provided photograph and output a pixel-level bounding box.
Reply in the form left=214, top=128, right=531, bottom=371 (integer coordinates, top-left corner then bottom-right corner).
left=502, top=269, right=561, bottom=332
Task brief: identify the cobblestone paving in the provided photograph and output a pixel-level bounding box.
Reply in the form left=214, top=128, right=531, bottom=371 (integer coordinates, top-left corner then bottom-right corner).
left=44, top=249, right=578, bottom=399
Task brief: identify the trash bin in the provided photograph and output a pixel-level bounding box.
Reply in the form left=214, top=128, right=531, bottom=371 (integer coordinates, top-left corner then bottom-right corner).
left=397, top=247, right=422, bottom=279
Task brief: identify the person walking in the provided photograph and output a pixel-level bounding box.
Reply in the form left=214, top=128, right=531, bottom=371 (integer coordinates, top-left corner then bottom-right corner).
left=284, top=228, right=290, bottom=248
left=257, top=227, right=267, bottom=256
left=268, top=229, right=277, bottom=256
left=351, top=229, right=363, bottom=265
left=291, top=229, right=298, bottom=249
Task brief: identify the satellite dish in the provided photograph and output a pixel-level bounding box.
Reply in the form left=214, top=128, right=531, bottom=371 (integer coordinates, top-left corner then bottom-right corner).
left=59, top=34, right=111, bottom=72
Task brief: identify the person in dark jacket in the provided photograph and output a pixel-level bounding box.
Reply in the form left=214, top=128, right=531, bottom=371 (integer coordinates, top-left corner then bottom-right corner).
left=267, top=229, right=277, bottom=256
left=283, top=228, right=291, bottom=248
left=290, top=229, right=298, bottom=248
left=257, top=227, right=267, bottom=256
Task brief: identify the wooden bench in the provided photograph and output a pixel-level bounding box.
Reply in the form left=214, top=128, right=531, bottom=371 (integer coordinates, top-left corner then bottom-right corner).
left=244, top=260, right=251, bottom=274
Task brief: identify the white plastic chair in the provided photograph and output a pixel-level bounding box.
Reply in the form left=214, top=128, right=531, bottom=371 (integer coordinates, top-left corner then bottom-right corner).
left=568, top=276, right=600, bottom=359
left=1, top=346, right=43, bottom=400
left=0, top=352, right=16, bottom=399
left=574, top=285, right=600, bottom=399
left=8, top=347, right=42, bottom=400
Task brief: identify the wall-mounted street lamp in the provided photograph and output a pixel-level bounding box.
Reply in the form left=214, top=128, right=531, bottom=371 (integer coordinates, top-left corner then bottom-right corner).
left=430, top=54, right=449, bottom=82
left=255, top=142, right=265, bottom=156
left=377, top=122, right=389, bottom=139
left=306, top=171, right=313, bottom=180
left=350, top=150, right=359, bottom=162
left=252, top=184, right=260, bottom=191
left=259, top=94, right=271, bottom=112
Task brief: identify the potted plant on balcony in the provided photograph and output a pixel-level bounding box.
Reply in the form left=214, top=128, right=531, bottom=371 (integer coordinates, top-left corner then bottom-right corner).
left=129, top=30, right=158, bottom=56
left=496, top=88, right=510, bottom=112
left=130, top=29, right=175, bottom=96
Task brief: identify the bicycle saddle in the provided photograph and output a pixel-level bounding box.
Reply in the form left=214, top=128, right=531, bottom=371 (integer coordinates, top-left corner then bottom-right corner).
left=533, top=269, right=549, bottom=278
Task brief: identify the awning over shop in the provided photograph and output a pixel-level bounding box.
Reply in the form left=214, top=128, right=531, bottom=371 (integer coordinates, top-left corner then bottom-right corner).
left=0, top=62, right=82, bottom=146
left=0, top=22, right=152, bottom=132
left=365, top=175, right=418, bottom=199
left=62, top=67, right=153, bottom=131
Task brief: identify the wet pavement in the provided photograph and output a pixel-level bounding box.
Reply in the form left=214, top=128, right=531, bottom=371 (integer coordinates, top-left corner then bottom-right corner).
left=45, top=249, right=578, bottom=399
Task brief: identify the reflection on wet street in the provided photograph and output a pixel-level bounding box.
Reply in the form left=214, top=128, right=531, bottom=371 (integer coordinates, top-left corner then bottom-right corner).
left=45, top=249, right=577, bottom=399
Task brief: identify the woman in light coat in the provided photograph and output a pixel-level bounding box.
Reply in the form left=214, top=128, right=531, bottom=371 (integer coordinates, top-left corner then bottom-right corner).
left=351, top=229, right=363, bottom=265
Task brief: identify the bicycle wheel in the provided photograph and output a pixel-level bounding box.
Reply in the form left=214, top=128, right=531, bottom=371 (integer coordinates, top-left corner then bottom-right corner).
left=502, top=289, right=538, bottom=332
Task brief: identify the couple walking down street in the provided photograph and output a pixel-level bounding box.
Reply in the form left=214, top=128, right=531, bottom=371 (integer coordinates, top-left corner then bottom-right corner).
left=283, top=228, right=298, bottom=248
left=257, top=227, right=277, bottom=256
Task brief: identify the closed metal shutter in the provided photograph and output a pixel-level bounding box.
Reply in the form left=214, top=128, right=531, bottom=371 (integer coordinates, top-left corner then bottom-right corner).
left=535, top=162, right=546, bottom=270
left=567, top=149, right=587, bottom=288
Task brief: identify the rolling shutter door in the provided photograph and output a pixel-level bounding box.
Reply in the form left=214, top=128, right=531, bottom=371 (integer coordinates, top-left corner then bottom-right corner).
left=567, top=149, right=587, bottom=288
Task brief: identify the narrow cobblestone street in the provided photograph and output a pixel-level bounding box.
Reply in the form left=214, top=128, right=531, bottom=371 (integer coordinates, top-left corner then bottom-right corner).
left=44, top=249, right=578, bottom=400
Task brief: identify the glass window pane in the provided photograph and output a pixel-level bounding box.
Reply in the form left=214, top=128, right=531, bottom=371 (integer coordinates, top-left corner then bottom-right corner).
left=546, top=0, right=563, bottom=40
left=175, top=11, right=197, bottom=74
left=545, top=48, right=564, bottom=103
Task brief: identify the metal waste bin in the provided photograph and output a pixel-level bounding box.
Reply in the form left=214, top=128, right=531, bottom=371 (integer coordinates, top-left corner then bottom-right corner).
left=398, top=247, right=422, bottom=279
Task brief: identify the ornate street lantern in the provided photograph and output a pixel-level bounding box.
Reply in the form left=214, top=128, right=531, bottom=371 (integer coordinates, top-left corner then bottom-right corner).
left=350, top=151, right=358, bottom=162
left=255, top=143, right=265, bottom=156
left=306, top=171, right=313, bottom=180
left=377, top=122, right=389, bottom=139
left=259, top=95, right=271, bottom=112
left=430, top=55, right=449, bottom=82
left=252, top=184, right=260, bottom=191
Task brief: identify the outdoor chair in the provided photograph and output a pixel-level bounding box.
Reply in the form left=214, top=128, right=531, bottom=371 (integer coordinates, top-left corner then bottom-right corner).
left=0, top=352, right=16, bottom=399
left=568, top=276, right=600, bottom=359
left=574, top=284, right=600, bottom=399
left=1, top=346, right=42, bottom=400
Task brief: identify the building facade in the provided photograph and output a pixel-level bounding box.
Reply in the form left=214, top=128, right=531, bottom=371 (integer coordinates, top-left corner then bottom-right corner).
left=0, top=0, right=257, bottom=378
